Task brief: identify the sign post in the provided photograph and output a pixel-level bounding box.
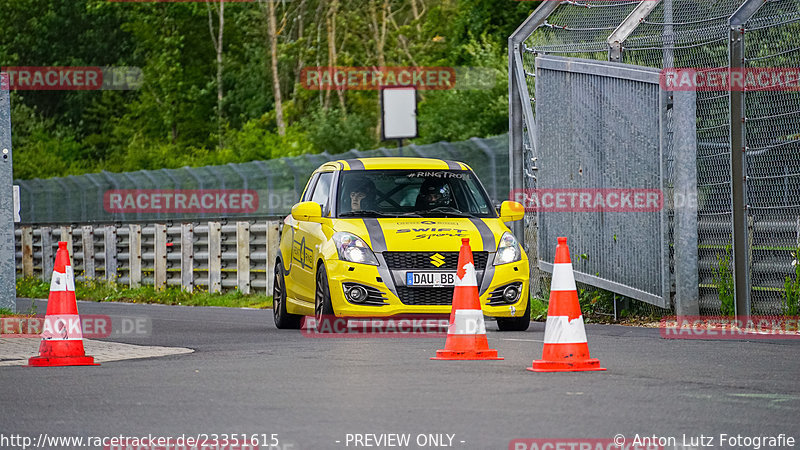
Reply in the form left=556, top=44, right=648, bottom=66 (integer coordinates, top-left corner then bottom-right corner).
left=0, top=72, right=16, bottom=312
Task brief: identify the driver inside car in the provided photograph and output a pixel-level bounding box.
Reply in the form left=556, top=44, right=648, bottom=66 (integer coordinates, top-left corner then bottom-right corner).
left=345, top=179, right=376, bottom=212
left=415, top=179, right=453, bottom=210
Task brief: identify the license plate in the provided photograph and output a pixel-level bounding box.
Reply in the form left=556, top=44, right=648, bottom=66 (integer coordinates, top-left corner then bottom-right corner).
left=406, top=272, right=456, bottom=287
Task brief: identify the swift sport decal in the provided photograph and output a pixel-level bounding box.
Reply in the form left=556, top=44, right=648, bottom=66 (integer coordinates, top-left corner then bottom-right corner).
left=395, top=227, right=469, bottom=240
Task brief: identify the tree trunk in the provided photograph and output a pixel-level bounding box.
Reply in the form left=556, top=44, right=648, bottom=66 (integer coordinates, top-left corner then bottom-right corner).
left=267, top=0, right=286, bottom=136
left=207, top=0, right=225, bottom=148
left=370, top=0, right=389, bottom=140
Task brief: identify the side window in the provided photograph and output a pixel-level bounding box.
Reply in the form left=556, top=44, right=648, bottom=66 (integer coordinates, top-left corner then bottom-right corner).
left=310, top=172, right=334, bottom=213
left=302, top=174, right=319, bottom=202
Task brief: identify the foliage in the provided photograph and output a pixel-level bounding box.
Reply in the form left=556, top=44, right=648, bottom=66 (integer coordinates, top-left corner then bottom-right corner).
left=712, top=245, right=736, bottom=317
left=0, top=0, right=540, bottom=180
left=15, top=277, right=273, bottom=309
left=783, top=249, right=800, bottom=316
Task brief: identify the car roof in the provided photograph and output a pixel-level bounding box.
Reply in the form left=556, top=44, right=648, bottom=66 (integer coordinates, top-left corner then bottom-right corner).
left=314, top=157, right=473, bottom=173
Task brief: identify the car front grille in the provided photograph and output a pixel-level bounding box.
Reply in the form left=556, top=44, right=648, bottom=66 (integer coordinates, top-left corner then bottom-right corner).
left=395, top=286, right=455, bottom=306
left=383, top=252, right=488, bottom=270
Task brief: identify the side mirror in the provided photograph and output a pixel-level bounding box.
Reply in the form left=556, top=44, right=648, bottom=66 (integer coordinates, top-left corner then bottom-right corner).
left=499, top=200, right=525, bottom=223
left=291, top=201, right=323, bottom=222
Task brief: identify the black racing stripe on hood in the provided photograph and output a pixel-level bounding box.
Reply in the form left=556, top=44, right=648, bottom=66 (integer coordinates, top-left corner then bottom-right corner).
left=363, top=218, right=387, bottom=253
left=469, top=218, right=496, bottom=252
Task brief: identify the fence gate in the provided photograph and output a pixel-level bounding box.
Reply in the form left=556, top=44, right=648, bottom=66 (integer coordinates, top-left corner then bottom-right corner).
left=531, top=56, right=672, bottom=308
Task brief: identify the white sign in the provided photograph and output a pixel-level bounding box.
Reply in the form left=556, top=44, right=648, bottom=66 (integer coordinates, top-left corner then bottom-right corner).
left=12, top=185, right=19, bottom=222
left=381, top=87, right=418, bottom=140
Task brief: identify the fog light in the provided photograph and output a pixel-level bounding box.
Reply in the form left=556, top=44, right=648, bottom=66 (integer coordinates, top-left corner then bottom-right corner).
left=503, top=286, right=520, bottom=302
left=347, top=286, right=368, bottom=303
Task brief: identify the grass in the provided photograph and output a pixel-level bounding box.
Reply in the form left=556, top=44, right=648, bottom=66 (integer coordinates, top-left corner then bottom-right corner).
left=14, top=277, right=273, bottom=310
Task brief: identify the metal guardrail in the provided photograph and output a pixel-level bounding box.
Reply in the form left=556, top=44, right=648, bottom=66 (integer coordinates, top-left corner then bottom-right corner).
left=15, top=220, right=282, bottom=295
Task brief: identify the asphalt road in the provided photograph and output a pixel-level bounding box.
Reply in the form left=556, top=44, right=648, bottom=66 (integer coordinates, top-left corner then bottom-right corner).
left=1, top=298, right=799, bottom=450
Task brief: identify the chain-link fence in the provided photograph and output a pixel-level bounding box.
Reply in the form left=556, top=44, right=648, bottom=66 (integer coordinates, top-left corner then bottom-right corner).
left=15, top=135, right=509, bottom=225
left=511, top=0, right=800, bottom=316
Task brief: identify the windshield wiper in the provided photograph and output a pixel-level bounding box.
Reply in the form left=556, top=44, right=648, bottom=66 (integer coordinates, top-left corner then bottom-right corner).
left=412, top=207, right=477, bottom=218
left=338, top=210, right=392, bottom=218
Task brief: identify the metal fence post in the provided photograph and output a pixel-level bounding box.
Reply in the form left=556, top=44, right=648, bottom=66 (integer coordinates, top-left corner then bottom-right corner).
left=208, top=221, right=222, bottom=293
left=40, top=226, right=53, bottom=280
left=729, top=0, right=764, bottom=319
left=237, top=221, right=250, bottom=294
left=674, top=89, right=700, bottom=317
left=104, top=224, right=118, bottom=281
left=129, top=224, right=142, bottom=288
left=181, top=223, right=194, bottom=293
left=0, top=73, right=14, bottom=312
left=154, top=224, right=167, bottom=291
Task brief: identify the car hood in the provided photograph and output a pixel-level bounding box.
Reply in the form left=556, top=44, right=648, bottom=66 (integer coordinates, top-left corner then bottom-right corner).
left=333, top=217, right=502, bottom=253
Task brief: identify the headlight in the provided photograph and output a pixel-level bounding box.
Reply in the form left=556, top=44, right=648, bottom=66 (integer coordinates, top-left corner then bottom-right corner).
left=333, top=232, right=379, bottom=265
left=494, top=232, right=522, bottom=265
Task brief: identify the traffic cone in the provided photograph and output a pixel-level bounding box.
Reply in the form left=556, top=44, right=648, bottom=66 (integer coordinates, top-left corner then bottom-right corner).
left=28, top=242, right=99, bottom=367
left=431, top=238, right=502, bottom=360
left=528, top=237, right=605, bottom=372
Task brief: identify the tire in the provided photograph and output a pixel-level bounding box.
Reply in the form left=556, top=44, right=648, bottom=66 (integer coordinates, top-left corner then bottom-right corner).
left=496, top=297, right=531, bottom=331
left=314, top=264, right=335, bottom=331
left=273, top=261, right=302, bottom=329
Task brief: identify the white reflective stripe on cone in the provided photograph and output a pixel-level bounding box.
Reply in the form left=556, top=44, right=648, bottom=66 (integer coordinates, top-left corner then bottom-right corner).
left=455, top=262, right=478, bottom=287
left=543, top=315, right=588, bottom=344
left=40, top=314, right=84, bottom=341
left=450, top=309, right=486, bottom=335
left=551, top=263, right=577, bottom=292
left=49, top=266, right=76, bottom=292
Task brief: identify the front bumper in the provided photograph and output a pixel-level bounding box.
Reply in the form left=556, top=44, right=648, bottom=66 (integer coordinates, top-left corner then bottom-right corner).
left=325, top=255, right=530, bottom=318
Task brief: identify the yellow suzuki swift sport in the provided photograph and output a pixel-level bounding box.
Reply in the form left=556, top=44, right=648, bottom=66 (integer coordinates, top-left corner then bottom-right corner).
left=272, top=157, right=530, bottom=331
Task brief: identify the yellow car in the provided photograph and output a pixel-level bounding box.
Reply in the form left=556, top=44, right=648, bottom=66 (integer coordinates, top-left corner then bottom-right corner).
left=272, top=157, right=530, bottom=331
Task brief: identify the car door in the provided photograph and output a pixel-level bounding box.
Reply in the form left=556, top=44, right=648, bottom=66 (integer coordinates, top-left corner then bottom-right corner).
left=290, top=171, right=334, bottom=302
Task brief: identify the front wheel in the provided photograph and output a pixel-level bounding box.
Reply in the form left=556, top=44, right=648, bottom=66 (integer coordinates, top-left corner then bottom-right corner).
left=273, top=262, right=302, bottom=329
left=496, top=298, right=531, bottom=331
left=315, top=264, right=335, bottom=330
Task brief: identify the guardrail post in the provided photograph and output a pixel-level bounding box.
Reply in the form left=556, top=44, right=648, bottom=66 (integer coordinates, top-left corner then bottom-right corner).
left=60, top=226, right=73, bottom=266
left=40, top=226, right=53, bottom=280
left=104, top=224, right=118, bottom=282
left=21, top=226, right=33, bottom=277
left=129, top=224, right=142, bottom=288
left=82, top=225, right=95, bottom=279
left=154, top=224, right=167, bottom=291
left=181, top=223, right=194, bottom=293
left=208, top=221, right=222, bottom=293
left=237, top=221, right=251, bottom=295
left=266, top=221, right=280, bottom=294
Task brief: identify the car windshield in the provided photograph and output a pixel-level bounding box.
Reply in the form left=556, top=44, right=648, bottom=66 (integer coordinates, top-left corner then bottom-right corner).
left=336, top=169, right=497, bottom=218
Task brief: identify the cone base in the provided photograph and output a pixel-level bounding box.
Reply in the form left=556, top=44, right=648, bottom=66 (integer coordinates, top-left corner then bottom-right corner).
left=527, top=358, right=605, bottom=372
left=28, top=355, right=99, bottom=367
left=431, top=348, right=503, bottom=360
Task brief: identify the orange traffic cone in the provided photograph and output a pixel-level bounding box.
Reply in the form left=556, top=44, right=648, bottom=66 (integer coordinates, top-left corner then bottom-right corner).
left=432, top=238, right=502, bottom=360
left=528, top=237, right=605, bottom=372
left=28, top=242, right=99, bottom=367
